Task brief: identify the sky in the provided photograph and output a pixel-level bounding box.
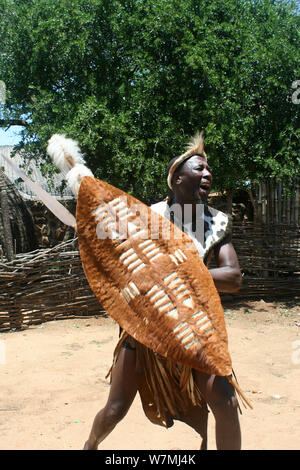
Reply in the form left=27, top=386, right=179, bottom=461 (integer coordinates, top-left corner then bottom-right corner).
left=0, top=126, right=23, bottom=146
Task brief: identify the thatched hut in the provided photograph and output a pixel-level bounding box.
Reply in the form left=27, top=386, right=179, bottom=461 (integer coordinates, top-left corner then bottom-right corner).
left=0, top=145, right=75, bottom=254
left=0, top=170, right=38, bottom=260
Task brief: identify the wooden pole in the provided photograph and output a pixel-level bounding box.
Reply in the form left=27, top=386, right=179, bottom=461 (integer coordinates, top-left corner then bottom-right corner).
left=295, top=180, right=299, bottom=225
left=278, top=180, right=282, bottom=223
left=263, top=182, right=266, bottom=223
left=226, top=189, right=233, bottom=214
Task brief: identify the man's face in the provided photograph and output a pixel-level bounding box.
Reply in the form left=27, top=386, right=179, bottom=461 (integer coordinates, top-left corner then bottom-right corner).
left=173, top=155, right=212, bottom=203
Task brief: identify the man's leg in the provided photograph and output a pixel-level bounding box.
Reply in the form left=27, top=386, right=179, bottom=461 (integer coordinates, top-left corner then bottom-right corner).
left=84, top=344, right=142, bottom=450
left=178, top=404, right=209, bottom=450
left=194, top=371, right=241, bottom=450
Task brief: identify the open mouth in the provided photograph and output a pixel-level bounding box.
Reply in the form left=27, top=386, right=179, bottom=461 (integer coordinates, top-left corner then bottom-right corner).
left=199, top=182, right=211, bottom=192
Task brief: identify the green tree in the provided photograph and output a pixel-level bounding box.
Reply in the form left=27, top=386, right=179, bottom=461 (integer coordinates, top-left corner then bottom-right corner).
left=0, top=0, right=299, bottom=204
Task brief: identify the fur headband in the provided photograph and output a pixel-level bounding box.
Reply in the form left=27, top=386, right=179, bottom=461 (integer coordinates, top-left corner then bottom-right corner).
left=167, top=130, right=207, bottom=190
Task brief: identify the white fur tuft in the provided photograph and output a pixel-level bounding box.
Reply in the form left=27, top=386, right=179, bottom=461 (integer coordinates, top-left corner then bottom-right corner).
left=47, top=134, right=86, bottom=173
left=47, top=134, right=94, bottom=197
left=66, top=164, right=94, bottom=197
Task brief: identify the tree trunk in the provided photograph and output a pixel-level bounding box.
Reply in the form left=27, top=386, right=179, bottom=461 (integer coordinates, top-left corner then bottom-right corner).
left=248, top=186, right=261, bottom=223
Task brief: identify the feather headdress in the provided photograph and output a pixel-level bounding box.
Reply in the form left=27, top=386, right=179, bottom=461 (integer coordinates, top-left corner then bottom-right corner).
left=46, top=134, right=94, bottom=197
left=167, top=130, right=207, bottom=190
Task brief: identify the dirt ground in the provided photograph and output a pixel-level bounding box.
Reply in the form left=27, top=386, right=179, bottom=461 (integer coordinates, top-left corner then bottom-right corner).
left=0, top=299, right=299, bottom=451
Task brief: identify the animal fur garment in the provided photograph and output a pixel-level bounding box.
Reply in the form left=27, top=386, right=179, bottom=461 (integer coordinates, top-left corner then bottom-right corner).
left=77, top=176, right=232, bottom=376
left=151, top=200, right=231, bottom=262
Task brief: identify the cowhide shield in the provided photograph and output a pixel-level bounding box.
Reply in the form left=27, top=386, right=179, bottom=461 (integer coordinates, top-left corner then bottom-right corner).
left=76, top=176, right=232, bottom=376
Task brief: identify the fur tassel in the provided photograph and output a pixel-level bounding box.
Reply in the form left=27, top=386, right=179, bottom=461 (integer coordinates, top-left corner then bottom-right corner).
left=47, top=134, right=86, bottom=173
left=66, top=164, right=94, bottom=198
left=47, top=134, right=94, bottom=197
left=227, top=375, right=253, bottom=410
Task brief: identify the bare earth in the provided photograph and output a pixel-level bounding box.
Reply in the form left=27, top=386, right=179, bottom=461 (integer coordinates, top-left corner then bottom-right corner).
left=0, top=299, right=299, bottom=451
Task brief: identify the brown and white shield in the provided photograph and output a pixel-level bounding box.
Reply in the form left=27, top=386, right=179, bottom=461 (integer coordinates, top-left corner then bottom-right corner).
left=77, top=176, right=232, bottom=377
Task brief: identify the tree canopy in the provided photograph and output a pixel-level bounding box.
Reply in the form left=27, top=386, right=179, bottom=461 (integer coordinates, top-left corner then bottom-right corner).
left=0, top=0, right=299, bottom=203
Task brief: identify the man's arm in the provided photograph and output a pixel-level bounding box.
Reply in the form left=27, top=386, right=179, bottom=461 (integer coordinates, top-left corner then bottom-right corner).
left=209, top=234, right=242, bottom=293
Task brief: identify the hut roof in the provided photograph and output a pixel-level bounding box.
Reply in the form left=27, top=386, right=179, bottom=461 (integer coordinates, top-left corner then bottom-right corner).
left=0, top=145, right=74, bottom=201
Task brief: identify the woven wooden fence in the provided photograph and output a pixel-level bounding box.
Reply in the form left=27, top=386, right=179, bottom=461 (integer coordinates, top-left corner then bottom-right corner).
left=0, top=223, right=299, bottom=331
left=0, top=239, right=105, bottom=332
left=221, top=222, right=300, bottom=301
left=255, top=178, right=300, bottom=225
